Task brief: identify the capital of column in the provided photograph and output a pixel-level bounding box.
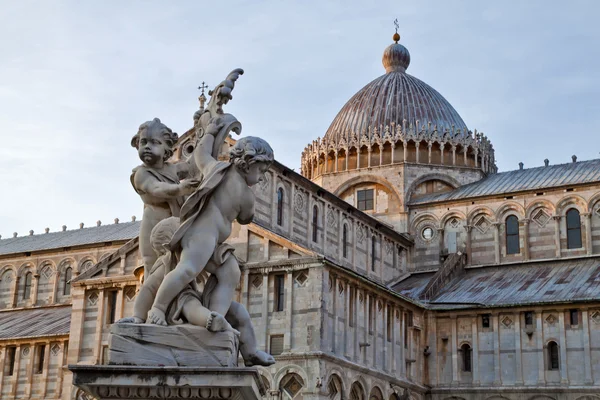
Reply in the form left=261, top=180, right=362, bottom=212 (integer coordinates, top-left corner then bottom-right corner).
left=552, top=215, right=562, bottom=221
left=492, top=222, right=502, bottom=230
left=520, top=218, right=531, bottom=225
left=582, top=212, right=592, bottom=219
left=465, top=225, right=473, bottom=233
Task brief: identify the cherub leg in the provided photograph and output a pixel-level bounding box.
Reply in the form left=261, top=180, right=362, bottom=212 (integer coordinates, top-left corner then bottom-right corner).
left=206, top=256, right=241, bottom=317
left=148, top=230, right=217, bottom=325
left=118, top=265, right=165, bottom=324
left=182, top=297, right=238, bottom=334
left=226, top=301, right=275, bottom=366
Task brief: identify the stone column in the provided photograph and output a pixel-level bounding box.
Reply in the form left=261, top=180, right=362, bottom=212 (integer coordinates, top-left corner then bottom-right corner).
left=382, top=302, right=388, bottom=371
left=363, top=291, right=369, bottom=365
left=392, top=306, right=397, bottom=374
left=50, top=269, right=59, bottom=304
left=514, top=314, right=524, bottom=385
left=522, top=218, right=530, bottom=261
left=584, top=212, right=593, bottom=255
left=403, top=141, right=408, bottom=162
left=261, top=273, right=269, bottom=351
left=367, top=148, right=372, bottom=168
left=357, top=147, right=361, bottom=169
left=334, top=152, right=339, bottom=173
left=451, top=316, right=458, bottom=385
left=553, top=215, right=562, bottom=258
left=115, top=288, right=125, bottom=321
left=493, top=223, right=501, bottom=264
left=391, top=143, right=396, bottom=164
left=415, top=143, right=420, bottom=163
left=372, top=296, right=378, bottom=369
left=119, top=254, right=126, bottom=275
left=344, top=281, right=351, bottom=358
left=10, top=344, right=21, bottom=398
left=474, top=148, right=479, bottom=168
left=379, top=145, right=383, bottom=166
left=331, top=274, right=337, bottom=353
left=40, top=341, right=51, bottom=398
left=0, top=345, right=5, bottom=394
left=536, top=311, right=546, bottom=384
left=451, top=145, right=457, bottom=166
left=345, top=148, right=349, bottom=170
left=465, top=225, right=473, bottom=264
left=284, top=270, right=293, bottom=352
left=471, top=317, right=479, bottom=385
left=31, top=273, right=40, bottom=305
left=463, top=148, right=468, bottom=166
left=440, top=143, right=445, bottom=165
left=582, top=309, right=593, bottom=384
left=9, top=275, right=20, bottom=307
left=400, top=309, right=406, bottom=375
left=353, top=287, right=360, bottom=362
left=493, top=313, right=501, bottom=385
left=558, top=312, right=568, bottom=384
left=93, top=290, right=106, bottom=364
left=437, top=228, right=445, bottom=254
left=428, top=142, right=432, bottom=164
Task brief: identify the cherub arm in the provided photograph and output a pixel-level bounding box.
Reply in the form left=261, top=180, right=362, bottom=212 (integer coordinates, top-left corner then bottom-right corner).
left=134, top=169, right=197, bottom=198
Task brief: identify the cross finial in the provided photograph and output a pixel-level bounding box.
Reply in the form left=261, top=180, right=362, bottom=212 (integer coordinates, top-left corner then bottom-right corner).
left=392, top=19, right=400, bottom=43
left=394, top=18, right=399, bottom=33
left=198, top=81, right=209, bottom=96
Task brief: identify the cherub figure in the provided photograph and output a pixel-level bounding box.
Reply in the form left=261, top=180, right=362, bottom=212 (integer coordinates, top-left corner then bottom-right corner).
left=130, top=118, right=200, bottom=276
left=147, top=117, right=274, bottom=328
left=120, top=216, right=275, bottom=366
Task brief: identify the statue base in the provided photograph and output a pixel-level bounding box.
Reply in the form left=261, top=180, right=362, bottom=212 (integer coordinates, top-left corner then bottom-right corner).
left=69, top=365, right=265, bottom=400
left=109, top=323, right=239, bottom=367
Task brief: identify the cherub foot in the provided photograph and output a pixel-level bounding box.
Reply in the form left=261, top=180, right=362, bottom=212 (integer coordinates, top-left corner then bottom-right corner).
left=116, top=316, right=144, bottom=324
left=146, top=307, right=167, bottom=326
left=244, top=350, right=276, bottom=367
left=207, top=311, right=240, bottom=335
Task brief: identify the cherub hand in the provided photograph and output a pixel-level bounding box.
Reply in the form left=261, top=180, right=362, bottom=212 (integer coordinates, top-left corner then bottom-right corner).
left=179, top=178, right=201, bottom=195
left=205, top=117, right=225, bottom=137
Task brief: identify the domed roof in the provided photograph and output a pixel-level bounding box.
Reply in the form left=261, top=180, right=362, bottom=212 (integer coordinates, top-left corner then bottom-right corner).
left=324, top=34, right=468, bottom=143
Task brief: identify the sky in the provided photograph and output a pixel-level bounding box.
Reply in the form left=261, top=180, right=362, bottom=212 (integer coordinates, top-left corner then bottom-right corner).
left=1, top=0, right=599, bottom=239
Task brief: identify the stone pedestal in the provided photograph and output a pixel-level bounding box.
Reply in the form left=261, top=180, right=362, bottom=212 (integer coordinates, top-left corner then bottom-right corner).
left=69, top=365, right=265, bottom=400
left=109, top=323, right=238, bottom=367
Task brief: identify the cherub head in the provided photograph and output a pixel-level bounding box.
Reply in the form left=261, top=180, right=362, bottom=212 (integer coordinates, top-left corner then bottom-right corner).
left=131, top=118, right=179, bottom=167
left=150, top=216, right=180, bottom=256
left=229, top=136, right=274, bottom=186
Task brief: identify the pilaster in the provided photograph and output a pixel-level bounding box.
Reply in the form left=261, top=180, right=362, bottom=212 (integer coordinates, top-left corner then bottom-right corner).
left=521, top=218, right=530, bottom=261
left=451, top=315, right=458, bottom=385
left=553, top=215, right=562, bottom=258
left=284, top=270, right=293, bottom=352
left=582, top=309, right=593, bottom=384
left=558, top=312, right=568, bottom=384
left=471, top=317, right=479, bottom=385
left=583, top=212, right=593, bottom=255
left=492, top=223, right=501, bottom=264
left=493, top=313, right=501, bottom=385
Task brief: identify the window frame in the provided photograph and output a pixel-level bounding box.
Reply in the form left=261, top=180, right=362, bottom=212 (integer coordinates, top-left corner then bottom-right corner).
left=505, top=215, right=520, bottom=254
left=23, top=272, right=33, bottom=300
left=106, top=290, right=118, bottom=325
left=566, top=208, right=582, bottom=249
left=481, top=314, right=491, bottom=329
left=274, top=274, right=285, bottom=312
left=548, top=341, right=560, bottom=370
left=371, top=235, right=377, bottom=272
left=312, top=205, right=319, bottom=243
left=342, top=224, right=348, bottom=259
left=276, top=187, right=284, bottom=226
left=460, top=343, right=472, bottom=372
left=63, top=267, right=72, bottom=296
left=356, top=188, right=374, bottom=211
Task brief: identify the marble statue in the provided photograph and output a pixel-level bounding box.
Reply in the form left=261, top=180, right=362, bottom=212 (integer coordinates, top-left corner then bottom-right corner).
left=130, top=118, right=200, bottom=277
left=114, top=68, right=275, bottom=368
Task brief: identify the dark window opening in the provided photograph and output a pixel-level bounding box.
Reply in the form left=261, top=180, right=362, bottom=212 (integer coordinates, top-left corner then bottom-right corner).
left=371, top=236, right=377, bottom=271
left=23, top=272, right=32, bottom=299
left=36, top=344, right=46, bottom=374
left=107, top=291, right=118, bottom=325
left=566, top=208, right=582, bottom=249
left=312, top=206, right=319, bottom=243
left=6, top=346, right=16, bottom=376
left=63, top=267, right=72, bottom=296
left=276, top=188, right=284, bottom=226
left=357, top=189, right=374, bottom=211
left=386, top=305, right=392, bottom=341
left=482, top=314, right=491, bottom=329
left=570, top=309, right=579, bottom=326
left=505, top=215, right=520, bottom=254
left=342, top=224, right=348, bottom=258
left=274, top=274, right=285, bottom=312
left=548, top=341, right=559, bottom=370
left=524, top=311, right=534, bottom=326
left=403, top=313, right=409, bottom=348
left=368, top=297, right=374, bottom=334
left=461, top=343, right=472, bottom=372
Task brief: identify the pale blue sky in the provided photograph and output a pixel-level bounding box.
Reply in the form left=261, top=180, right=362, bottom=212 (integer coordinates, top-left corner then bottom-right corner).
left=1, top=1, right=599, bottom=238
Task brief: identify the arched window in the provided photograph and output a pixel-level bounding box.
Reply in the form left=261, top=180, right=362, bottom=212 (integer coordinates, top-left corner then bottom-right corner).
left=23, top=272, right=32, bottom=299
left=63, top=267, right=72, bottom=296
left=505, top=215, right=520, bottom=254
left=548, top=341, right=559, bottom=370
left=461, top=343, right=472, bottom=372
left=350, top=382, right=365, bottom=400
left=342, top=224, right=348, bottom=258
left=312, top=206, right=319, bottom=243
left=566, top=208, right=582, bottom=249
left=371, top=236, right=377, bottom=271
left=276, top=188, right=284, bottom=226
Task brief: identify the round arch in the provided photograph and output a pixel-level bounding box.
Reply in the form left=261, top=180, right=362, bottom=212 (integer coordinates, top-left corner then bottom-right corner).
left=369, top=386, right=384, bottom=400
left=0, top=264, right=17, bottom=277
left=77, top=257, right=97, bottom=274
left=495, top=201, right=526, bottom=220
left=349, top=381, right=366, bottom=400
left=467, top=206, right=495, bottom=225
left=411, top=212, right=439, bottom=232
left=526, top=199, right=556, bottom=219
left=273, top=365, right=309, bottom=392
left=327, top=374, right=344, bottom=400
left=333, top=174, right=403, bottom=207
left=36, top=259, right=56, bottom=275
left=556, top=194, right=588, bottom=215
left=440, top=210, right=467, bottom=228
left=405, top=173, right=460, bottom=203
left=587, top=192, right=600, bottom=212
left=17, top=262, right=35, bottom=276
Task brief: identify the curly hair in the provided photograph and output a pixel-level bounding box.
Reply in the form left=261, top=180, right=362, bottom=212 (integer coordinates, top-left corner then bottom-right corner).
left=150, top=217, right=180, bottom=255
left=131, top=118, right=179, bottom=161
left=229, top=136, right=274, bottom=172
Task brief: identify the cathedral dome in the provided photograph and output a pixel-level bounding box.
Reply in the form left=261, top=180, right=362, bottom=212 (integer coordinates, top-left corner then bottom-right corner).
left=323, top=34, right=468, bottom=143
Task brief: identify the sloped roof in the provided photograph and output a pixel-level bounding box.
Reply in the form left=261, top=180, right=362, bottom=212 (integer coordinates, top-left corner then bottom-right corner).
left=0, top=221, right=140, bottom=256
left=393, top=257, right=600, bottom=309
left=0, top=306, right=71, bottom=340
left=410, top=159, right=600, bottom=205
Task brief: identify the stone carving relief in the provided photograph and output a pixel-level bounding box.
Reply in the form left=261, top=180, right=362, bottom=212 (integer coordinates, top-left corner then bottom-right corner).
left=294, top=192, right=305, bottom=213
left=327, top=209, right=336, bottom=228
left=545, top=314, right=557, bottom=325
left=88, top=291, right=99, bottom=306
left=532, top=209, right=551, bottom=227
left=501, top=316, right=513, bottom=328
